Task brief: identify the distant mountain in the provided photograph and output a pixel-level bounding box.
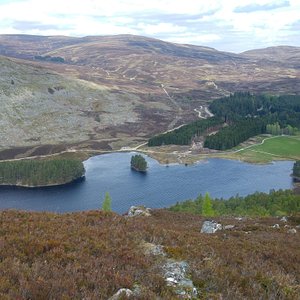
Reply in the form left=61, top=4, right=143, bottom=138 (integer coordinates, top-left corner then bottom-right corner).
left=0, top=34, right=299, bottom=158
left=242, top=46, right=300, bottom=68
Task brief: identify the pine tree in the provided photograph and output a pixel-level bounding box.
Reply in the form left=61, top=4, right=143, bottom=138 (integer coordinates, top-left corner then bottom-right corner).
left=202, top=192, right=215, bottom=217
left=102, top=192, right=112, bottom=212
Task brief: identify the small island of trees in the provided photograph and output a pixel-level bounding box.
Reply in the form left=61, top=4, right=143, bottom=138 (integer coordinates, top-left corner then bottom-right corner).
left=293, top=161, right=300, bottom=181
left=0, top=158, right=85, bottom=187
left=131, top=154, right=147, bottom=172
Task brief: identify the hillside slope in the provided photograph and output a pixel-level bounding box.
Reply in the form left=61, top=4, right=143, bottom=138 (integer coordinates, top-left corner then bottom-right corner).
left=0, top=35, right=299, bottom=158
left=1, top=35, right=299, bottom=98
left=0, top=55, right=178, bottom=156
left=242, top=46, right=300, bottom=68
left=0, top=209, right=299, bottom=299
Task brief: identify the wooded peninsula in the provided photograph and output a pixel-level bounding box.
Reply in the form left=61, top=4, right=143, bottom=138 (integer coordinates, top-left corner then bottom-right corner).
left=0, top=159, right=85, bottom=187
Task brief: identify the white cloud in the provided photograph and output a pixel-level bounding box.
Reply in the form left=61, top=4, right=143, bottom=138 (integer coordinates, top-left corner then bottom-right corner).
left=69, top=16, right=138, bottom=36
left=138, top=23, right=186, bottom=35
left=165, top=33, right=221, bottom=45
left=0, top=0, right=299, bottom=52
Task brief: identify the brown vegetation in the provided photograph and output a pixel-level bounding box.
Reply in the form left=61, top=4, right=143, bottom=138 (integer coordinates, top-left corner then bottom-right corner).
left=0, top=35, right=300, bottom=158
left=0, top=209, right=299, bottom=299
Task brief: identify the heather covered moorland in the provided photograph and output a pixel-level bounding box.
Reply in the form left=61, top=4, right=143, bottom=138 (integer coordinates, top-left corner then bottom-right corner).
left=0, top=205, right=299, bottom=299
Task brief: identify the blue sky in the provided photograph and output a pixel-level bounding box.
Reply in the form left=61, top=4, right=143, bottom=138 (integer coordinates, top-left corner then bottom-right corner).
left=0, top=0, right=299, bottom=52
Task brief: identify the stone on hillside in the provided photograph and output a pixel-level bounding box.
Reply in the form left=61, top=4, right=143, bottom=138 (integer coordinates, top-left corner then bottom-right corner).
left=280, top=216, right=288, bottom=222
left=127, top=206, right=151, bottom=217
left=163, top=260, right=197, bottom=298
left=223, top=224, right=235, bottom=230
left=201, top=220, right=222, bottom=233
left=143, top=242, right=166, bottom=256
left=272, top=224, right=280, bottom=229
left=108, top=288, right=133, bottom=300
left=287, top=228, right=297, bottom=234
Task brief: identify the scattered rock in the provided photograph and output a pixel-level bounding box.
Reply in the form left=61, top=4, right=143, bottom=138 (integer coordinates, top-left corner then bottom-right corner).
left=287, top=228, right=297, bottom=234
left=109, top=288, right=133, bottom=300
left=127, top=206, right=151, bottom=217
left=280, top=216, right=288, bottom=222
left=272, top=224, right=280, bottom=229
left=223, top=224, right=235, bottom=230
left=201, top=220, right=222, bottom=233
left=235, top=217, right=244, bottom=221
left=142, top=242, right=166, bottom=256
left=163, top=260, right=197, bottom=298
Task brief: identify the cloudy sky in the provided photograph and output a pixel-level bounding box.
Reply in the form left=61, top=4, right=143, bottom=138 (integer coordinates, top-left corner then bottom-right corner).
left=0, top=0, right=299, bottom=52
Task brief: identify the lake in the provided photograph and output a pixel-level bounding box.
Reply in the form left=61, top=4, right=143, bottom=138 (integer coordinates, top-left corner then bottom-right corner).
left=0, top=153, right=294, bottom=213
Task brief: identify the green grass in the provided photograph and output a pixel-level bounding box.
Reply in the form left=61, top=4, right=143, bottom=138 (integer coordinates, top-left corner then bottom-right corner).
left=233, top=150, right=275, bottom=163
left=144, top=135, right=300, bottom=164
left=236, top=135, right=300, bottom=162
left=253, top=136, right=300, bottom=157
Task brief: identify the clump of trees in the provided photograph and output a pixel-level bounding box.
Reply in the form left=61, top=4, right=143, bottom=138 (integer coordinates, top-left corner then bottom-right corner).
left=0, top=158, right=85, bottom=187
left=148, top=117, right=222, bottom=146
left=131, top=154, right=147, bottom=172
left=204, top=118, right=267, bottom=150
left=209, top=92, right=300, bottom=127
left=293, top=161, right=300, bottom=180
left=204, top=93, right=300, bottom=150
left=148, top=93, right=300, bottom=151
left=169, top=189, right=300, bottom=217
left=266, top=122, right=297, bottom=136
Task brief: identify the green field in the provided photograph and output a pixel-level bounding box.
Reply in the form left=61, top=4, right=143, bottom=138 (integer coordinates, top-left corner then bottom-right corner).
left=236, top=135, right=300, bottom=162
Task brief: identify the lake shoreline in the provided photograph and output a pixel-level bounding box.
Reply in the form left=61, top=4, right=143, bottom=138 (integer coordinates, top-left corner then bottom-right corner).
left=0, top=154, right=294, bottom=213
left=1, top=134, right=299, bottom=167
left=0, top=175, right=85, bottom=189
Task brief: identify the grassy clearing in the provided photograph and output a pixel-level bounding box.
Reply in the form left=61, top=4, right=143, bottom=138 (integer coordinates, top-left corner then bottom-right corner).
left=236, top=135, right=300, bottom=162
left=253, top=136, right=300, bottom=157
left=231, top=150, right=276, bottom=163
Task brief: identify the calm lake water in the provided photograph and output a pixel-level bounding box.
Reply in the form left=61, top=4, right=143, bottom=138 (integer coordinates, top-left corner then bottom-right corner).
left=0, top=153, right=294, bottom=213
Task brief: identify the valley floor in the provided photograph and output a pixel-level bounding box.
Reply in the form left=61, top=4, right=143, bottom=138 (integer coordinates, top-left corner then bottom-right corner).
left=141, top=134, right=300, bottom=165
left=0, top=134, right=299, bottom=178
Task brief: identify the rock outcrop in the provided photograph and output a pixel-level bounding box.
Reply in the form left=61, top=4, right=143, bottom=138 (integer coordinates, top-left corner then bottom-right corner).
left=280, top=216, right=288, bottom=222
left=127, top=206, right=151, bottom=217
left=109, top=288, right=133, bottom=299
left=201, top=220, right=222, bottom=233
left=223, top=224, right=235, bottom=230
left=163, top=260, right=198, bottom=298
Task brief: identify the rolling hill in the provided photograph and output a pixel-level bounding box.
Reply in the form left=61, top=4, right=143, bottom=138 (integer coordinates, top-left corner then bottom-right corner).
left=0, top=34, right=299, bottom=158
